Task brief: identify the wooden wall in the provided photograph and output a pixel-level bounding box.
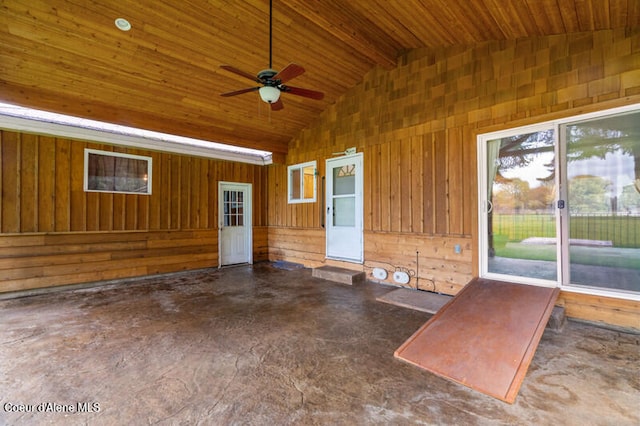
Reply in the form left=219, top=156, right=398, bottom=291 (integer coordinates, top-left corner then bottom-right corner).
left=268, top=29, right=640, bottom=328
left=0, top=131, right=269, bottom=293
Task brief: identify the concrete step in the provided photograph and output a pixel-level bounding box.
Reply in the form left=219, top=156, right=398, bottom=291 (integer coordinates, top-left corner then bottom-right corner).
left=312, top=266, right=365, bottom=285
left=376, top=287, right=566, bottom=333
left=547, top=306, right=567, bottom=332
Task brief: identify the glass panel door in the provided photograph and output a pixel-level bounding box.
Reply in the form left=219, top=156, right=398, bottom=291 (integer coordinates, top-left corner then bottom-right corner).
left=563, top=111, right=640, bottom=293
left=485, top=128, right=558, bottom=283
left=326, top=154, right=363, bottom=263
left=218, top=183, right=252, bottom=266
left=332, top=164, right=356, bottom=227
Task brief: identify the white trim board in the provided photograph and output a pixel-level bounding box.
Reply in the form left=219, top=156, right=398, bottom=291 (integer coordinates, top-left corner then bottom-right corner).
left=0, top=113, right=272, bottom=166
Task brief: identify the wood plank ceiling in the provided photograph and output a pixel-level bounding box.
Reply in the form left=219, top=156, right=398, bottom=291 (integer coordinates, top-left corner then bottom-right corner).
left=0, top=0, right=638, bottom=156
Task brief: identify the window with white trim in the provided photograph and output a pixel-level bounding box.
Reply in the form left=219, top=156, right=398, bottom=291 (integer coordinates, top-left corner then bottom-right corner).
left=84, top=149, right=152, bottom=195
left=288, top=161, right=316, bottom=203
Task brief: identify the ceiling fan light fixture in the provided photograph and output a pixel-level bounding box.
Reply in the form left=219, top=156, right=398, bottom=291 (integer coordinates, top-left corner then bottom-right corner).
left=259, top=86, right=281, bottom=104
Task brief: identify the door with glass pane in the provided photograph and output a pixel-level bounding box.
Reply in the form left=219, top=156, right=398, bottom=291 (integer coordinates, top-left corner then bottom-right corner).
left=481, top=127, right=559, bottom=285
left=562, top=111, right=640, bottom=293
left=326, top=154, right=363, bottom=263
left=218, top=182, right=252, bottom=266
left=480, top=106, right=640, bottom=297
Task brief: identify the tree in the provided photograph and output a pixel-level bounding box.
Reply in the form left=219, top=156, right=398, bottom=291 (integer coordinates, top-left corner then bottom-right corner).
left=528, top=183, right=555, bottom=211
left=619, top=184, right=640, bottom=214
left=566, top=112, right=640, bottom=185
left=569, top=175, right=611, bottom=214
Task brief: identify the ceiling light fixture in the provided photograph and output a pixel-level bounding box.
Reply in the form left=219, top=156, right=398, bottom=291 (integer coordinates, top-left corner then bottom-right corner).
left=114, top=18, right=131, bottom=31
left=258, top=86, right=281, bottom=104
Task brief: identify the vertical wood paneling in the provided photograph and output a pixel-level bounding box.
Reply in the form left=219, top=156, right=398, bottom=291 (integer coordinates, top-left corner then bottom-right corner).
left=422, top=134, right=435, bottom=234
left=190, top=158, right=201, bottom=228
left=400, top=138, right=412, bottom=233
left=271, top=30, right=639, bottom=328
left=462, top=125, right=475, bottom=235
left=199, top=158, right=209, bottom=228
left=274, top=30, right=639, bottom=243
left=0, top=131, right=269, bottom=294
left=434, top=130, right=448, bottom=234
left=0, top=131, right=2, bottom=230
left=389, top=139, right=401, bottom=232
left=148, top=151, right=161, bottom=230
left=170, top=156, right=181, bottom=229
left=86, top=189, right=100, bottom=231
left=70, top=143, right=86, bottom=231
left=112, top=194, right=125, bottom=230
left=180, top=156, right=191, bottom=229
left=379, top=142, right=391, bottom=230
left=99, top=193, right=114, bottom=231
left=264, top=167, right=269, bottom=227
left=38, top=137, right=55, bottom=232
left=160, top=154, right=171, bottom=229
left=20, top=134, right=38, bottom=232
left=447, top=127, right=464, bottom=235
left=0, top=133, right=268, bottom=235
left=208, top=161, right=217, bottom=228
left=125, top=195, right=137, bottom=230
left=137, top=193, right=149, bottom=230
left=54, top=138, right=71, bottom=232
left=363, top=145, right=373, bottom=231
left=2, top=131, right=20, bottom=233
left=370, top=143, right=381, bottom=231
left=410, top=136, right=424, bottom=233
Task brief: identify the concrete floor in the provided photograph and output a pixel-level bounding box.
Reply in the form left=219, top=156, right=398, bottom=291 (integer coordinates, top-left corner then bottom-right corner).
left=0, top=264, right=638, bottom=425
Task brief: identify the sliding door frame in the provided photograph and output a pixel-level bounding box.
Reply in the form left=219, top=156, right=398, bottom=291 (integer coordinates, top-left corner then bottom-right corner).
left=478, top=103, right=640, bottom=301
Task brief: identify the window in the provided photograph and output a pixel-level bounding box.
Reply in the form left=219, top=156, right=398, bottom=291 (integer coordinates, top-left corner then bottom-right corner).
left=478, top=103, right=640, bottom=300
left=84, top=149, right=152, bottom=195
left=288, top=161, right=316, bottom=203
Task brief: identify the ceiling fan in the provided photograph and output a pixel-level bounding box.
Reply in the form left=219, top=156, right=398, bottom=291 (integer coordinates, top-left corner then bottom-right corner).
left=219, top=0, right=324, bottom=111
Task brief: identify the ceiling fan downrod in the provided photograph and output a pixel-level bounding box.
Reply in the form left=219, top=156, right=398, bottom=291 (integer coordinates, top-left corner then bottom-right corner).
left=269, top=0, right=273, bottom=70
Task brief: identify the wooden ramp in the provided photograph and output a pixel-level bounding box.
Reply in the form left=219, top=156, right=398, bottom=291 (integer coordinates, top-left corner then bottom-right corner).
left=394, top=277, right=559, bottom=403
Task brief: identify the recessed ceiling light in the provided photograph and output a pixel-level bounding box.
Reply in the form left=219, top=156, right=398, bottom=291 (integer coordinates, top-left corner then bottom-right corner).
left=114, top=18, right=131, bottom=31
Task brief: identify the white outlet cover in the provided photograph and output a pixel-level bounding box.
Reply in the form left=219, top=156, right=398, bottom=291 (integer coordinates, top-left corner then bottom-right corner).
left=393, top=271, right=410, bottom=284
left=372, top=267, right=387, bottom=280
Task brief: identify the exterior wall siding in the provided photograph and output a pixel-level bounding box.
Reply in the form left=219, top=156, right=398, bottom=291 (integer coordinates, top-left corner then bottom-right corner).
left=267, top=29, right=640, bottom=328
left=0, top=134, right=269, bottom=292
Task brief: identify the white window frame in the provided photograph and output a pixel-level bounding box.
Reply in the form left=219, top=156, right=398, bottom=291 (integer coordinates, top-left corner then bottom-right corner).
left=84, top=148, right=152, bottom=195
left=477, top=103, right=640, bottom=301
left=287, top=160, right=317, bottom=204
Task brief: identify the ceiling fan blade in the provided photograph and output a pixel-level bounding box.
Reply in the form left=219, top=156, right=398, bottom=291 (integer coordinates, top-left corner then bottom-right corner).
left=220, top=87, right=260, bottom=97
left=273, top=63, right=305, bottom=84
left=270, top=99, right=284, bottom=111
left=282, top=85, right=324, bottom=100
left=220, top=65, right=261, bottom=83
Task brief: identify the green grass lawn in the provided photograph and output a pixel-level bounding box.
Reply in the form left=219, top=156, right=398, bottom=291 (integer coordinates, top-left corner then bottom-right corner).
left=492, top=214, right=640, bottom=248
left=494, top=241, right=640, bottom=270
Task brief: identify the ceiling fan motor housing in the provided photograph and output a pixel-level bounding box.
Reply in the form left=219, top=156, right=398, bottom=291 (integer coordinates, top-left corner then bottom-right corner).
left=258, top=69, right=279, bottom=85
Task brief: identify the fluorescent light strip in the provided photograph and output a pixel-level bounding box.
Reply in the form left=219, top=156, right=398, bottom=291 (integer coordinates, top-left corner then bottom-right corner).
left=0, top=103, right=272, bottom=165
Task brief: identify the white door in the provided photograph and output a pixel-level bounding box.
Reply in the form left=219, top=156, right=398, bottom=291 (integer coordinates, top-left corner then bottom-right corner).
left=218, top=182, right=252, bottom=266
left=326, top=153, right=363, bottom=263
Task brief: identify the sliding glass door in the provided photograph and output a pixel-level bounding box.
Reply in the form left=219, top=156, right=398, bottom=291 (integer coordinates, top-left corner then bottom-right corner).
left=562, top=111, right=640, bottom=293
left=479, top=105, right=640, bottom=299
left=484, top=127, right=558, bottom=285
